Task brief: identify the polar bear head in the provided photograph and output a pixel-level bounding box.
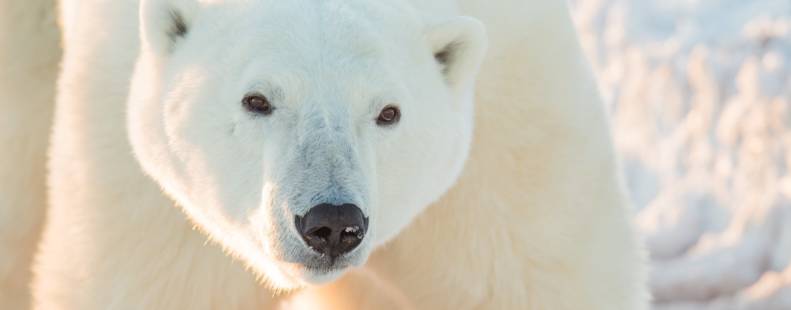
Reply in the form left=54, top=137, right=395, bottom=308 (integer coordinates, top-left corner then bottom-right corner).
left=128, top=0, right=486, bottom=288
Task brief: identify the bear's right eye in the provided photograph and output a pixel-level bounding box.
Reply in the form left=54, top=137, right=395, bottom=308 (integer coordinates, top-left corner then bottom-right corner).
left=242, top=93, right=274, bottom=116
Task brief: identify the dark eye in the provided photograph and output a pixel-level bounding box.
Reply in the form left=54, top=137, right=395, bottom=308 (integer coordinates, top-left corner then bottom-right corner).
left=242, top=93, right=274, bottom=115
left=376, top=105, right=401, bottom=126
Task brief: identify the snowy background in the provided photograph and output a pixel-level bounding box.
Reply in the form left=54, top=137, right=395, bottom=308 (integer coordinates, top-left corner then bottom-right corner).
left=569, top=0, right=791, bottom=309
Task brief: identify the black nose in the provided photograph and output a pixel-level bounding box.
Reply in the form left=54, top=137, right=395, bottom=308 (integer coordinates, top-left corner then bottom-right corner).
left=295, top=203, right=369, bottom=258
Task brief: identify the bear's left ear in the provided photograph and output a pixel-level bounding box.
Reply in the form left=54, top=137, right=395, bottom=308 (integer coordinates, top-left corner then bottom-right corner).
left=140, top=0, right=200, bottom=56
left=426, top=17, right=488, bottom=91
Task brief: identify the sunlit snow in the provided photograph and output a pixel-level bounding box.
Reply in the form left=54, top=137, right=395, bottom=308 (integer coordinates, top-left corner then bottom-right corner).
left=570, top=0, right=791, bottom=308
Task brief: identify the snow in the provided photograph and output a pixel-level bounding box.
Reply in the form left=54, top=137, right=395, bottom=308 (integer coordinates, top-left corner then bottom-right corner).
left=569, top=0, right=791, bottom=308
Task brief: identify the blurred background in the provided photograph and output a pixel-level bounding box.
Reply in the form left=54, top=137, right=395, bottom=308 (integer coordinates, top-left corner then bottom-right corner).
left=569, top=0, right=791, bottom=309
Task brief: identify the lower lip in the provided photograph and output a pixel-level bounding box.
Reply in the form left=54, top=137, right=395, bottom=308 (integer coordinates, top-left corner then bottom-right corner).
left=303, top=262, right=349, bottom=273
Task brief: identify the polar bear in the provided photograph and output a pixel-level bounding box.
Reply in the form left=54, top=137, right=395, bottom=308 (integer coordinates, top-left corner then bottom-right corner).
left=25, top=0, right=647, bottom=309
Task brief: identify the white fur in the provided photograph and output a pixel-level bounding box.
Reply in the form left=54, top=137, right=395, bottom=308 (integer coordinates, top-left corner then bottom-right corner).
left=18, top=0, right=648, bottom=309
left=127, top=0, right=487, bottom=288
left=293, top=2, right=650, bottom=308
left=0, top=0, right=59, bottom=308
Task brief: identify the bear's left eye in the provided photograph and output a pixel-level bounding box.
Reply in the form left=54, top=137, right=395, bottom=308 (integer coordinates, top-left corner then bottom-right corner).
left=242, top=93, right=274, bottom=116
left=376, top=105, right=401, bottom=126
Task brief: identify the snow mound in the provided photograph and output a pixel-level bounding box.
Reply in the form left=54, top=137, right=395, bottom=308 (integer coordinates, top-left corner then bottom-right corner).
left=570, top=0, right=791, bottom=308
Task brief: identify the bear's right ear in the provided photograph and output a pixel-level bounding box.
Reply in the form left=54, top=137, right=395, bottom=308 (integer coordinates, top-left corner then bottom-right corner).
left=140, top=0, right=200, bottom=56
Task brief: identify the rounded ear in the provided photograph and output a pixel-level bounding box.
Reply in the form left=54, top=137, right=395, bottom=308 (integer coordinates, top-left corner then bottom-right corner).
left=140, top=0, right=200, bottom=56
left=426, top=16, right=488, bottom=91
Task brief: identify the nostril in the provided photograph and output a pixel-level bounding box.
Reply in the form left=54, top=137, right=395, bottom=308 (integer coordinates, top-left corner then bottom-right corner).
left=295, top=203, right=368, bottom=258
left=340, top=226, right=364, bottom=245
left=307, top=227, right=332, bottom=241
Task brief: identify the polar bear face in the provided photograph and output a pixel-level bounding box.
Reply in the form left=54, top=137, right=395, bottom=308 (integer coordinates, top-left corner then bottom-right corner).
left=128, top=0, right=486, bottom=288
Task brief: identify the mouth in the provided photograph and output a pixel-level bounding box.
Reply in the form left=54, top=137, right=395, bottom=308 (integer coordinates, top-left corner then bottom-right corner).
left=282, top=253, right=360, bottom=284
left=304, top=261, right=351, bottom=273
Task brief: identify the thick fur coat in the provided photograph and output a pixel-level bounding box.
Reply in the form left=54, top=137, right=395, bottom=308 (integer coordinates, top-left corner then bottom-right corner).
left=0, top=1, right=59, bottom=309
left=0, top=0, right=647, bottom=309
